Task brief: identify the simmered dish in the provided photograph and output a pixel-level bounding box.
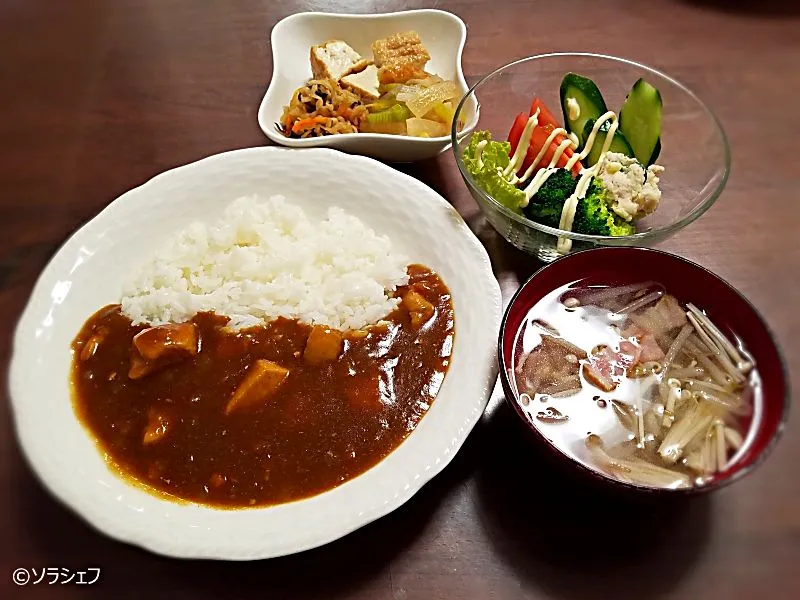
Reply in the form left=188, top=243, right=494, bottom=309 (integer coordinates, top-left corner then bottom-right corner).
left=279, top=32, right=464, bottom=138
left=512, top=281, right=757, bottom=489
left=70, top=197, right=454, bottom=507
left=464, top=73, right=665, bottom=252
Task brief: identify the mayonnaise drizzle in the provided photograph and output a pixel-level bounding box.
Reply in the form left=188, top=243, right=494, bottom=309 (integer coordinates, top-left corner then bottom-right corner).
left=556, top=110, right=619, bottom=253
left=567, top=110, right=618, bottom=170
left=518, top=127, right=572, bottom=190
left=567, top=132, right=580, bottom=147
left=503, top=108, right=540, bottom=181
left=566, top=97, right=581, bottom=121
left=475, top=139, right=488, bottom=169
left=522, top=134, right=576, bottom=205
left=472, top=108, right=620, bottom=251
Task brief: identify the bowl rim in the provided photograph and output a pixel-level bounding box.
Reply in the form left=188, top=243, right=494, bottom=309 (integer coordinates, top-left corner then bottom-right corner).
left=451, top=52, right=731, bottom=244
left=259, top=8, right=476, bottom=146
left=497, top=246, right=790, bottom=495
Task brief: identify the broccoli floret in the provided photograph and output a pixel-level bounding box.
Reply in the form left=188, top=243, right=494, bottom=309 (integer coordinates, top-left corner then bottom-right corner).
left=573, top=178, right=636, bottom=236
left=523, top=169, right=578, bottom=228
left=524, top=171, right=635, bottom=236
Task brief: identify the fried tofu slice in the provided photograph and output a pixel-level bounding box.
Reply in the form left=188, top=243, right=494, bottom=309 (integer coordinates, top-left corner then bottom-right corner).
left=377, top=63, right=428, bottom=85
left=225, top=359, right=290, bottom=415
left=371, top=31, right=430, bottom=84
left=304, top=325, right=344, bottom=365
left=402, top=289, right=435, bottom=328
left=371, top=31, right=430, bottom=68
left=340, top=64, right=380, bottom=102
left=310, top=40, right=370, bottom=80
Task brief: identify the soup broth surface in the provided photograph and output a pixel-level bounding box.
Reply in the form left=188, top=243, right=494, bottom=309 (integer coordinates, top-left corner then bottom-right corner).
left=512, top=281, right=760, bottom=489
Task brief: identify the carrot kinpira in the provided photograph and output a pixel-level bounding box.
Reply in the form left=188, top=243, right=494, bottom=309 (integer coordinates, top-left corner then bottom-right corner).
left=291, top=116, right=328, bottom=134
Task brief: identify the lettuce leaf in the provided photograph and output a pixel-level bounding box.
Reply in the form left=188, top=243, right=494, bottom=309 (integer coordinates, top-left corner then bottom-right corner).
left=462, top=131, right=525, bottom=212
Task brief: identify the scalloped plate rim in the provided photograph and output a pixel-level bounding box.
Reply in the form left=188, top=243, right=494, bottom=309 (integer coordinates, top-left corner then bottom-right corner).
left=8, top=146, right=501, bottom=560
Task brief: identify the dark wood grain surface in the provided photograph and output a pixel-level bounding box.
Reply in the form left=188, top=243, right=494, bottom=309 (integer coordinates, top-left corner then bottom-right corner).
left=1, top=1, right=798, bottom=598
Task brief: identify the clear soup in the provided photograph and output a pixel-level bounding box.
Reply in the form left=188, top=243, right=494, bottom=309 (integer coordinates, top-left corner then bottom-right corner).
left=512, top=281, right=761, bottom=489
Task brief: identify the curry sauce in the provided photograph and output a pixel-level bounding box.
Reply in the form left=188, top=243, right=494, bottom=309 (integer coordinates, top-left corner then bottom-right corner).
left=71, top=265, right=454, bottom=508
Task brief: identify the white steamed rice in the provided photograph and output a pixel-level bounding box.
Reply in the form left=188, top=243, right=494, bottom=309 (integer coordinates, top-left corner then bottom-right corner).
left=120, top=195, right=409, bottom=330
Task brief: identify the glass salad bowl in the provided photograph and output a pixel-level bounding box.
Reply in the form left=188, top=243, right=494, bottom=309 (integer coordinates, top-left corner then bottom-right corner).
left=451, top=53, right=730, bottom=262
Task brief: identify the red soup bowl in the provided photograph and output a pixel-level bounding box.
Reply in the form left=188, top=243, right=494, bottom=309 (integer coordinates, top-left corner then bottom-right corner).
left=499, top=247, right=790, bottom=494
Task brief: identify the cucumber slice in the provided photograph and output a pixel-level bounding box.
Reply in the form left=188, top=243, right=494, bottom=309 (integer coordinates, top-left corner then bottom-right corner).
left=582, top=118, right=634, bottom=167
left=560, top=73, right=608, bottom=148
left=619, top=78, right=663, bottom=165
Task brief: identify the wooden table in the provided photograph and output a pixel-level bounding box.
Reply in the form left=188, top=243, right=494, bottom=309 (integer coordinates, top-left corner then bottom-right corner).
left=1, top=1, right=798, bottom=598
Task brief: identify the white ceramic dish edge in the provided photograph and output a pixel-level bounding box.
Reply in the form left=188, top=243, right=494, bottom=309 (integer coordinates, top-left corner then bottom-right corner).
left=258, top=10, right=479, bottom=162
left=9, top=147, right=501, bottom=560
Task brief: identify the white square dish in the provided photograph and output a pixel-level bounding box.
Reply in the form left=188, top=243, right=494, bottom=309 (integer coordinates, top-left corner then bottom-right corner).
left=258, top=10, right=478, bottom=162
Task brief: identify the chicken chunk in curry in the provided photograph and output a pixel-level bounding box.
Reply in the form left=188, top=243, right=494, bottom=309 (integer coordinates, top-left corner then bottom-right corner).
left=128, top=322, right=199, bottom=379
left=225, top=359, right=290, bottom=415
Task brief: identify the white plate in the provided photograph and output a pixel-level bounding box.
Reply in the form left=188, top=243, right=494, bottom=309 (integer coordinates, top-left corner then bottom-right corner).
left=9, top=147, right=501, bottom=560
left=258, top=10, right=479, bottom=162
